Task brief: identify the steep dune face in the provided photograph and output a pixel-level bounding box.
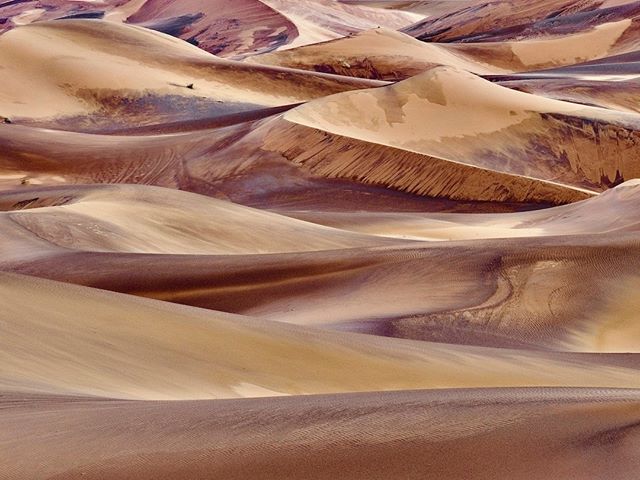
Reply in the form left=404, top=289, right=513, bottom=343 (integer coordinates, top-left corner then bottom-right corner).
left=0, top=20, right=381, bottom=129
left=126, top=0, right=298, bottom=57
left=2, top=389, right=640, bottom=479
left=259, top=66, right=640, bottom=203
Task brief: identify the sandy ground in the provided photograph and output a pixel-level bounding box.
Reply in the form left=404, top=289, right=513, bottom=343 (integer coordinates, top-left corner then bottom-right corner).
left=2, top=388, right=640, bottom=479
left=1, top=2, right=640, bottom=479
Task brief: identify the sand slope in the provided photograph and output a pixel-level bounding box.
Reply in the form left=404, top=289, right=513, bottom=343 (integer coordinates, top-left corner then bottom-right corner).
left=256, top=65, right=640, bottom=204
left=2, top=184, right=387, bottom=254
left=404, top=0, right=640, bottom=49
left=3, top=272, right=640, bottom=401
left=249, top=21, right=639, bottom=79
left=2, top=184, right=640, bottom=353
left=2, top=388, right=640, bottom=479
left=126, top=0, right=298, bottom=57
left=260, top=0, right=423, bottom=49
left=284, top=180, right=640, bottom=241
left=0, top=20, right=381, bottom=128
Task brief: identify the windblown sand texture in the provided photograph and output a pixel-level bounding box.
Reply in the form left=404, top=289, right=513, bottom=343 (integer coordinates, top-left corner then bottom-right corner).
left=1, top=1, right=640, bottom=479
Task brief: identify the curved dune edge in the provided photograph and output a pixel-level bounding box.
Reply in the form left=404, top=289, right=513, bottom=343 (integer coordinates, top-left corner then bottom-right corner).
left=3, top=184, right=390, bottom=254
left=260, top=119, right=594, bottom=204
left=259, top=0, right=423, bottom=50
left=2, top=388, right=640, bottom=479
left=3, top=234, right=640, bottom=354
left=125, top=0, right=299, bottom=57
left=278, top=65, right=640, bottom=194
left=0, top=19, right=383, bottom=124
left=248, top=21, right=636, bottom=79
left=403, top=0, right=640, bottom=50
left=281, top=180, right=640, bottom=241
left=247, top=27, right=510, bottom=78
left=3, top=272, right=640, bottom=400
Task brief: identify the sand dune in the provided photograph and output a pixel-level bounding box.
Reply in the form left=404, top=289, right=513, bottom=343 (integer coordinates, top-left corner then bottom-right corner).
left=0, top=121, right=476, bottom=211
left=255, top=65, right=640, bottom=204
left=2, top=184, right=387, bottom=254
left=3, top=272, right=640, bottom=401
left=284, top=180, right=640, bottom=241
left=248, top=27, right=509, bottom=78
left=260, top=0, right=423, bottom=49
left=249, top=21, right=639, bottom=79
left=498, top=77, right=640, bottom=114
left=125, top=0, right=298, bottom=57
left=2, top=185, right=640, bottom=352
left=1, top=2, right=639, bottom=478
left=2, top=388, right=640, bottom=479
left=0, top=0, right=297, bottom=56
left=404, top=0, right=640, bottom=49
left=0, top=19, right=381, bottom=129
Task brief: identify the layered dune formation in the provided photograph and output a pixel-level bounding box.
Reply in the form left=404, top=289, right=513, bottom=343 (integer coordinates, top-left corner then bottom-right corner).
left=257, top=65, right=640, bottom=203
left=1, top=1, right=640, bottom=479
left=250, top=20, right=639, bottom=78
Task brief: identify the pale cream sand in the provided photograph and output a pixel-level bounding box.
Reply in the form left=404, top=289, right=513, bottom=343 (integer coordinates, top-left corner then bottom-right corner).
left=0, top=19, right=381, bottom=121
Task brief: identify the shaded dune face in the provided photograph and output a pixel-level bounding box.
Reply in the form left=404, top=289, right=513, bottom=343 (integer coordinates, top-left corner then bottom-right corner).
left=125, top=0, right=299, bottom=57
left=403, top=0, right=640, bottom=46
left=262, top=66, right=640, bottom=202
left=2, top=2, right=640, bottom=479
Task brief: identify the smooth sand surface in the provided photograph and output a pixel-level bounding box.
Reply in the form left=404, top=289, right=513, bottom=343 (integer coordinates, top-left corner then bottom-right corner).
left=6, top=272, right=640, bottom=400
left=0, top=19, right=381, bottom=122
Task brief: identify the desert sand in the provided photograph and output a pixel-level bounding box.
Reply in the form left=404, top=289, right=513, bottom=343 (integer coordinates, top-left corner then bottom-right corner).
left=1, top=1, right=639, bottom=479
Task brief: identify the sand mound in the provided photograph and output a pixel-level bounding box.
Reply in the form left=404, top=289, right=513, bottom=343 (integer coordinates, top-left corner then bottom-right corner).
left=404, top=0, right=640, bottom=50
left=248, top=27, right=509, bottom=78
left=2, top=184, right=386, bottom=254
left=3, top=215, right=640, bottom=353
left=2, top=272, right=640, bottom=401
left=254, top=65, right=640, bottom=203
left=249, top=22, right=639, bottom=79
left=259, top=0, right=423, bottom=49
left=0, top=20, right=380, bottom=127
left=126, top=0, right=298, bottom=57
left=285, top=180, right=640, bottom=241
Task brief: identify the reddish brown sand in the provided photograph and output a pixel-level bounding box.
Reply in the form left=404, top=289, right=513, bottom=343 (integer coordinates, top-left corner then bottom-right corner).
left=1, top=2, right=639, bottom=479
